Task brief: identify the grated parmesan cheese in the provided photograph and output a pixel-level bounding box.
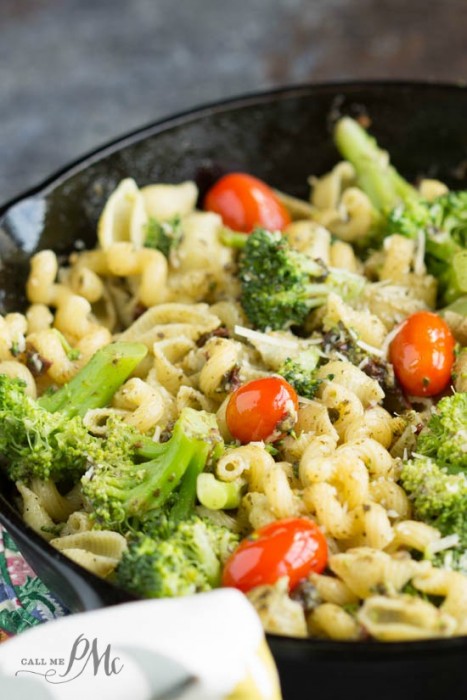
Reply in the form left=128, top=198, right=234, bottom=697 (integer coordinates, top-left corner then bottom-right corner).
left=426, top=534, right=460, bottom=556
left=233, top=325, right=299, bottom=349
left=355, top=338, right=385, bottom=357
left=386, top=509, right=400, bottom=519
left=380, top=322, right=405, bottom=359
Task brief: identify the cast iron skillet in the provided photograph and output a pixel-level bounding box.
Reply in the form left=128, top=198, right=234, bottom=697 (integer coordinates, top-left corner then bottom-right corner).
left=1, top=82, right=467, bottom=700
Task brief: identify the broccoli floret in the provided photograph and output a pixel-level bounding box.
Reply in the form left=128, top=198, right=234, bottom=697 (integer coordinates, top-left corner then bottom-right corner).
left=115, top=514, right=239, bottom=598
left=0, top=375, right=95, bottom=482
left=389, top=192, right=467, bottom=253
left=416, top=393, right=467, bottom=473
left=334, top=117, right=467, bottom=305
left=400, top=456, right=467, bottom=547
left=0, top=342, right=148, bottom=483
left=81, top=408, right=223, bottom=530
left=144, top=216, right=183, bottom=258
left=278, top=348, right=322, bottom=399
left=239, top=229, right=366, bottom=330
left=388, top=194, right=467, bottom=305
left=400, top=393, right=467, bottom=569
left=116, top=532, right=205, bottom=597
left=0, top=340, right=224, bottom=528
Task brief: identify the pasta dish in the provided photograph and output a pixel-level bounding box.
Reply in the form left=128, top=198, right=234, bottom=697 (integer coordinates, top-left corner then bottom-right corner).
left=0, top=117, right=466, bottom=642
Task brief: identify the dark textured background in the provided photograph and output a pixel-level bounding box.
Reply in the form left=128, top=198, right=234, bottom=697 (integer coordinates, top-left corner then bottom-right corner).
left=1, top=0, right=466, bottom=202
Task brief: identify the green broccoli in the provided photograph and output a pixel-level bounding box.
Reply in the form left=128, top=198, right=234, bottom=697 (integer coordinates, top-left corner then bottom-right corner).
left=81, top=407, right=223, bottom=530
left=400, top=394, right=467, bottom=572
left=416, top=393, right=467, bottom=473
left=112, top=416, right=239, bottom=599
left=334, top=117, right=467, bottom=305
left=0, top=337, right=228, bottom=543
left=239, top=228, right=366, bottom=330
left=400, top=456, right=467, bottom=551
left=115, top=514, right=239, bottom=598
left=444, top=295, right=467, bottom=318
left=388, top=195, right=467, bottom=304
left=0, top=375, right=95, bottom=483
left=0, top=342, right=147, bottom=482
left=334, top=116, right=417, bottom=215
left=278, top=347, right=322, bottom=399
left=196, top=472, right=245, bottom=510
left=38, top=341, right=147, bottom=418
left=219, top=228, right=250, bottom=249
left=144, top=216, right=183, bottom=258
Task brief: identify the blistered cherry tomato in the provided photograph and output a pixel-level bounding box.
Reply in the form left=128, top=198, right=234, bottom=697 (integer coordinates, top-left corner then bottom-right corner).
left=204, top=173, right=291, bottom=232
left=225, top=376, right=298, bottom=443
left=222, top=518, right=328, bottom=592
left=389, top=311, right=455, bottom=397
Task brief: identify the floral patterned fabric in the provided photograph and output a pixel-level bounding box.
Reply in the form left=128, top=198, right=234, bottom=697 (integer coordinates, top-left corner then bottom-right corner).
left=0, top=525, right=68, bottom=641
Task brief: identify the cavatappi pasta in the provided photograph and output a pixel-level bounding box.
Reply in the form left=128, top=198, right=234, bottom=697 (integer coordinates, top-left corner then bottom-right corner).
left=1, top=158, right=466, bottom=644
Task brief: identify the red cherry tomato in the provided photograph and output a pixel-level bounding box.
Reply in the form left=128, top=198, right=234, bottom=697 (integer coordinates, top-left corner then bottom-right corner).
left=225, top=376, right=298, bottom=443
left=222, top=518, right=328, bottom=592
left=389, top=311, right=455, bottom=397
left=204, top=173, right=291, bottom=232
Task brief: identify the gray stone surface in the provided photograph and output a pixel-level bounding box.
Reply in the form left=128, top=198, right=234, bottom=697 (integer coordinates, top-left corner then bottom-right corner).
left=1, top=0, right=466, bottom=202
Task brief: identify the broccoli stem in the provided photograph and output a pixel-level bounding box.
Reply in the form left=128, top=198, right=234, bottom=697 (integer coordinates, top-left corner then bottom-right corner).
left=219, top=228, right=249, bottom=248
left=449, top=251, right=467, bottom=303
left=443, top=295, right=467, bottom=317
left=334, top=117, right=417, bottom=212
left=38, top=342, right=147, bottom=418
left=304, top=269, right=366, bottom=306
left=196, top=473, right=244, bottom=510
left=125, top=431, right=198, bottom=514
left=123, top=408, right=220, bottom=520
left=170, top=450, right=211, bottom=521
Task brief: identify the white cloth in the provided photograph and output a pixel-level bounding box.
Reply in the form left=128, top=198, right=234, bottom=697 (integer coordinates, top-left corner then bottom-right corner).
left=0, top=588, right=281, bottom=700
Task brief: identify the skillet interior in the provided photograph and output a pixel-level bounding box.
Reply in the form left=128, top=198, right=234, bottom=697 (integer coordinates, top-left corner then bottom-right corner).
left=1, top=82, right=467, bottom=700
